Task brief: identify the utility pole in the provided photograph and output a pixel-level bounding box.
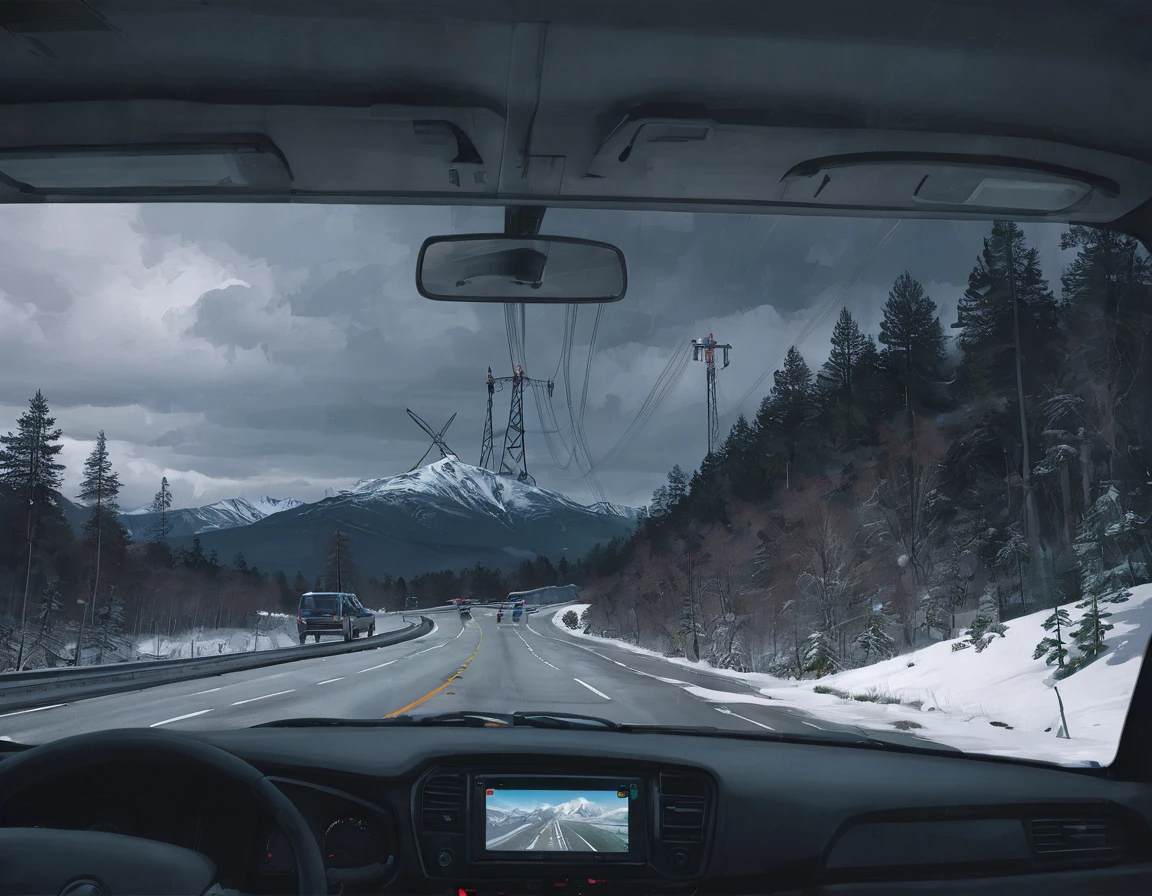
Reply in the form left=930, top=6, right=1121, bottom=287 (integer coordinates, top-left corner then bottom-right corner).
left=691, top=334, right=732, bottom=456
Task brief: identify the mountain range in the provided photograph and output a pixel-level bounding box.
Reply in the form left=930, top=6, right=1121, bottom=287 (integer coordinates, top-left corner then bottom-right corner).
left=158, top=460, right=639, bottom=578
left=486, top=797, right=628, bottom=825
left=120, top=495, right=304, bottom=540
left=56, top=460, right=638, bottom=577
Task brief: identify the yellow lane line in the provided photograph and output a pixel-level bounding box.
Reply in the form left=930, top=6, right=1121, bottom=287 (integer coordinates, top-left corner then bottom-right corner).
left=383, top=621, right=483, bottom=718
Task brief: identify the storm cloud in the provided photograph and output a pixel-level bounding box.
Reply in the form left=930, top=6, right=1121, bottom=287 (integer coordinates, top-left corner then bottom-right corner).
left=0, top=203, right=1072, bottom=511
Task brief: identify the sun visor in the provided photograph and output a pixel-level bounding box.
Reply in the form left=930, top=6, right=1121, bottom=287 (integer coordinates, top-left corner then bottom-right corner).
left=0, top=101, right=505, bottom=199
left=580, top=114, right=1150, bottom=222
left=780, top=153, right=1115, bottom=215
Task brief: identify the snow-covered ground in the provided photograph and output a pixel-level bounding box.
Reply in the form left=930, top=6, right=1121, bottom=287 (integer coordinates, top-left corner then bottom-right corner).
left=552, top=588, right=1152, bottom=766
left=61, top=610, right=409, bottom=664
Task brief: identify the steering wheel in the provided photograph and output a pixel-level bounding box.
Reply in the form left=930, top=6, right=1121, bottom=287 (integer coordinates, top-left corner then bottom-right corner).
left=0, top=729, right=327, bottom=896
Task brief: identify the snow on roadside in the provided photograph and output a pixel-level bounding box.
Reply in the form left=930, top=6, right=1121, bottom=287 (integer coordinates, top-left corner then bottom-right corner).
left=65, top=610, right=411, bottom=664
left=550, top=589, right=1152, bottom=767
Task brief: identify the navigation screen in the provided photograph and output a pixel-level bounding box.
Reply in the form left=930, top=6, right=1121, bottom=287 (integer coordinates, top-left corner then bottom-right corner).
left=483, top=787, right=630, bottom=852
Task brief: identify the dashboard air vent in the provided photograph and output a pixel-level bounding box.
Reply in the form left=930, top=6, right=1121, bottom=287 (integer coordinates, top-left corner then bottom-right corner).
left=1029, top=818, right=1126, bottom=860
left=421, top=773, right=465, bottom=831
left=659, top=774, right=707, bottom=843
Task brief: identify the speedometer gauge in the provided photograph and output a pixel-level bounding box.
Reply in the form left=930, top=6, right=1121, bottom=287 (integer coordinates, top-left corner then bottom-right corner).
left=324, top=816, right=379, bottom=868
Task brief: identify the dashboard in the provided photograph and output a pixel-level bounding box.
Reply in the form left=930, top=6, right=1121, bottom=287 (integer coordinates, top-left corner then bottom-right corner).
left=3, top=727, right=1152, bottom=895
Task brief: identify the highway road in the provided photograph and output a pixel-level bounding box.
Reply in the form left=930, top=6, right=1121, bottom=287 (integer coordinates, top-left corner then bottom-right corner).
left=489, top=817, right=629, bottom=853
left=0, top=607, right=857, bottom=744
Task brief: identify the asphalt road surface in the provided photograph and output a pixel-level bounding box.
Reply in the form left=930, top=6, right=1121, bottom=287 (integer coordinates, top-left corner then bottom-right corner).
left=0, top=607, right=857, bottom=744
left=490, top=818, right=629, bottom=852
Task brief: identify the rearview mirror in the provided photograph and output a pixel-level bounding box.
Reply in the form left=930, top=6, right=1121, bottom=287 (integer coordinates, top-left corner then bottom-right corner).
left=416, top=234, right=627, bottom=303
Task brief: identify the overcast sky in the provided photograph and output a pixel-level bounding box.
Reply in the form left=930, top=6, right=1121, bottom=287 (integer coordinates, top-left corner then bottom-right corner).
left=0, top=204, right=1072, bottom=511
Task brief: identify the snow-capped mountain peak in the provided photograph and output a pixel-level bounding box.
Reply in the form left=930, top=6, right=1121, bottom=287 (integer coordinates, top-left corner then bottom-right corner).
left=553, top=797, right=604, bottom=818
left=343, top=459, right=638, bottom=521
left=118, top=494, right=304, bottom=539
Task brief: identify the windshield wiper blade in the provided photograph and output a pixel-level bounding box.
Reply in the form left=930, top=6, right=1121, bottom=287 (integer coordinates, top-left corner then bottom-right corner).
left=511, top=712, right=618, bottom=730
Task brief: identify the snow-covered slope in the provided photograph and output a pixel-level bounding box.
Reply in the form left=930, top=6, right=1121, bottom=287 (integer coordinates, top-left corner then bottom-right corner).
left=120, top=495, right=303, bottom=539
left=185, top=460, right=638, bottom=578
left=554, top=586, right=1152, bottom=766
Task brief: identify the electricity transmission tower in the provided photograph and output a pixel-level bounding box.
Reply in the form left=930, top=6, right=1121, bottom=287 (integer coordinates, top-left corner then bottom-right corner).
left=407, top=409, right=458, bottom=470
left=479, top=364, right=554, bottom=485
left=499, top=365, right=530, bottom=483
left=691, top=333, right=732, bottom=456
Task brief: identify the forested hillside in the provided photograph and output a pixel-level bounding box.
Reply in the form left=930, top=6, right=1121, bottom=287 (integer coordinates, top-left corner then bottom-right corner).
left=580, top=222, right=1152, bottom=680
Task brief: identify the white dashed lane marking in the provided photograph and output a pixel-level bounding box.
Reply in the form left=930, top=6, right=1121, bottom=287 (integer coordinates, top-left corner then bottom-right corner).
left=231, top=689, right=294, bottom=706
left=715, top=706, right=776, bottom=731
left=317, top=677, right=344, bottom=685
left=359, top=659, right=396, bottom=673
left=0, top=703, right=66, bottom=719
left=573, top=678, right=611, bottom=700
left=150, top=709, right=212, bottom=728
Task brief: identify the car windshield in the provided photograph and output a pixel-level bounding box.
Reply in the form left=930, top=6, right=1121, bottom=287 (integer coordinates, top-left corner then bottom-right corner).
left=1, top=204, right=1149, bottom=768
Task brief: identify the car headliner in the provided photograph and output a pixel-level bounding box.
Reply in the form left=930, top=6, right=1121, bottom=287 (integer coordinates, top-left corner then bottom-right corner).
left=0, top=0, right=1150, bottom=232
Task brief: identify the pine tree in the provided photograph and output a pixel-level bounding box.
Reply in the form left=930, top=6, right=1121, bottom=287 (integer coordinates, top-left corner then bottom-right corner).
left=719, top=414, right=758, bottom=492
left=0, top=391, right=66, bottom=669
left=149, top=476, right=173, bottom=544
left=557, top=555, right=571, bottom=583
left=1033, top=607, right=1072, bottom=670
left=91, top=589, right=126, bottom=662
left=0, top=390, right=65, bottom=502
left=233, top=551, right=249, bottom=573
left=1071, top=591, right=1113, bottom=664
left=818, top=307, right=869, bottom=440
left=855, top=605, right=896, bottom=664
left=756, top=346, right=815, bottom=487
left=1073, top=485, right=1143, bottom=607
left=292, top=571, right=311, bottom=596
left=677, top=595, right=700, bottom=658
left=666, top=465, right=689, bottom=508
left=1060, top=226, right=1151, bottom=318
left=649, top=484, right=670, bottom=518
left=878, top=271, right=947, bottom=404
left=25, top=580, right=65, bottom=666
left=952, top=221, right=1058, bottom=398
left=800, top=629, right=840, bottom=678
left=77, top=431, right=128, bottom=621
left=325, top=527, right=356, bottom=592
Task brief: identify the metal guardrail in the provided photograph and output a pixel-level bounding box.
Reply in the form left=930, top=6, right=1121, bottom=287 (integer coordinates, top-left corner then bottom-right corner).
left=0, top=616, right=434, bottom=715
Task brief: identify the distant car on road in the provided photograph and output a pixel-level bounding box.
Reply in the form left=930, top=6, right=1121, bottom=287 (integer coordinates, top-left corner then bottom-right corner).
left=297, top=591, right=375, bottom=644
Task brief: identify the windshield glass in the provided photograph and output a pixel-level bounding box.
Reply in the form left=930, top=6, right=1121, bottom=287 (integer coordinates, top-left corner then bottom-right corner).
left=302, top=595, right=340, bottom=614
left=1, top=204, right=1149, bottom=767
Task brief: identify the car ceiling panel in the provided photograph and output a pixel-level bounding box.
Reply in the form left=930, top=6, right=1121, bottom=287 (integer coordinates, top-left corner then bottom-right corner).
left=2, top=0, right=1152, bottom=219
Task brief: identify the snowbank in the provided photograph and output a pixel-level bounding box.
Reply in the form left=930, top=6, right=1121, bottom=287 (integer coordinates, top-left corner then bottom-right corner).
left=550, top=589, right=1152, bottom=767
left=60, top=611, right=408, bottom=664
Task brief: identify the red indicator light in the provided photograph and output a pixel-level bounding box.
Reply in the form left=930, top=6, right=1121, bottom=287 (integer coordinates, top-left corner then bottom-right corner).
left=486, top=788, right=494, bottom=796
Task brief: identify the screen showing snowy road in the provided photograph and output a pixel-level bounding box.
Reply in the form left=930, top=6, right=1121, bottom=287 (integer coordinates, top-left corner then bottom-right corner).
left=483, top=787, right=630, bottom=853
